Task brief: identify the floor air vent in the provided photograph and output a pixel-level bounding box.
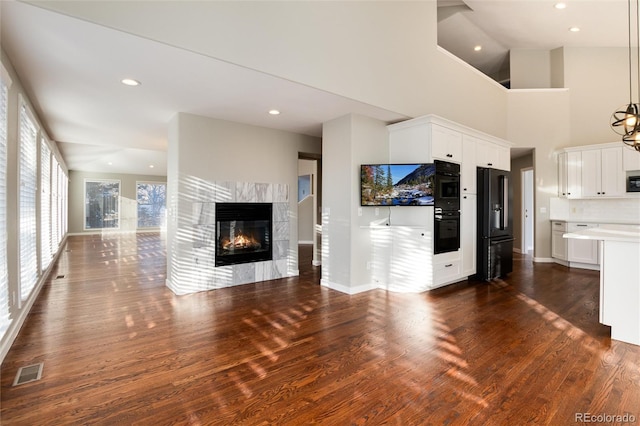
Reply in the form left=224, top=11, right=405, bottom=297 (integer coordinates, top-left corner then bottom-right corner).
left=13, top=363, right=43, bottom=386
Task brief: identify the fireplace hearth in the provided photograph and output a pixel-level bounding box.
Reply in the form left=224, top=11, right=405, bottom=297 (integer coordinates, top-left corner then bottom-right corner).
left=215, top=203, right=272, bottom=267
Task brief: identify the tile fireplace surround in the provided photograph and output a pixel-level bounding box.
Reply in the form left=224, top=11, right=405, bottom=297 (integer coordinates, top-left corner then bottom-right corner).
left=187, top=181, right=293, bottom=292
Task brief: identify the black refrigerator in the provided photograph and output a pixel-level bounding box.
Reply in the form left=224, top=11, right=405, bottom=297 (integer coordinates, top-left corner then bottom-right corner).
left=475, top=167, right=514, bottom=281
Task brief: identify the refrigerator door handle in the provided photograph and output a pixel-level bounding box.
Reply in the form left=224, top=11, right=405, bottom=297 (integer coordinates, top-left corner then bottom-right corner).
left=502, top=176, right=509, bottom=230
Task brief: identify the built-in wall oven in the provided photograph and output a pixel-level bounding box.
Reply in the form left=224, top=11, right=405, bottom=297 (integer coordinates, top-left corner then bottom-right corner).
left=434, top=209, right=460, bottom=254
left=434, top=160, right=461, bottom=254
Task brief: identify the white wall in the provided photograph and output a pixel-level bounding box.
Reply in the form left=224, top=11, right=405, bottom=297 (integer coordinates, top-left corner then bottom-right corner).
left=563, top=47, right=629, bottom=145
left=511, top=49, right=551, bottom=89
left=321, top=115, right=354, bottom=291
left=508, top=89, right=570, bottom=261
left=166, top=113, right=321, bottom=293
left=321, top=114, right=392, bottom=294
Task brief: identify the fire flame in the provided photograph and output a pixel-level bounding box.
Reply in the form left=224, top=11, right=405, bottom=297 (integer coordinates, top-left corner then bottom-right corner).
left=221, top=231, right=261, bottom=251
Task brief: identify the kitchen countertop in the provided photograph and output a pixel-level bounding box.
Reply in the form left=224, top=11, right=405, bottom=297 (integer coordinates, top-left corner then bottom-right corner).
left=563, top=224, right=640, bottom=243
left=550, top=218, right=640, bottom=225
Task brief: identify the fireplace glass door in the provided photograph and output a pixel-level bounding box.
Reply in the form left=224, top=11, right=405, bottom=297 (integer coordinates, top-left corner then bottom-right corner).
left=215, top=203, right=272, bottom=266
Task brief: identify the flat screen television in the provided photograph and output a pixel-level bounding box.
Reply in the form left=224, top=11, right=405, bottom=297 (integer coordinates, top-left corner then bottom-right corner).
left=360, top=163, right=435, bottom=206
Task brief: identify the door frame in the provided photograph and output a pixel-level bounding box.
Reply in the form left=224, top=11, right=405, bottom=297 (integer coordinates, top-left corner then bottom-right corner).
left=521, top=167, right=534, bottom=255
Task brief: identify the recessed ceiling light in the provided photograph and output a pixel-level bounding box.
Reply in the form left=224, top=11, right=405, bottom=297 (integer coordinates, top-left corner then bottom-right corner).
left=268, top=109, right=281, bottom=115
left=108, top=161, right=113, bottom=165
left=149, top=164, right=154, bottom=168
left=121, top=78, right=141, bottom=86
left=474, top=45, right=482, bottom=52
left=569, top=26, right=580, bottom=32
left=554, top=3, right=567, bottom=9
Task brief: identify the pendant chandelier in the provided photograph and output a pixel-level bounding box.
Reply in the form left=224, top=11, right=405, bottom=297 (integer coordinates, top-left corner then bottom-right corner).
left=611, top=0, right=640, bottom=152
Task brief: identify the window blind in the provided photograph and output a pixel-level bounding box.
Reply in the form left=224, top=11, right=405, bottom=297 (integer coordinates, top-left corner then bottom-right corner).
left=62, top=170, right=68, bottom=237
left=51, top=155, right=59, bottom=255
left=40, top=140, right=52, bottom=270
left=19, top=102, right=39, bottom=301
left=0, top=73, right=10, bottom=331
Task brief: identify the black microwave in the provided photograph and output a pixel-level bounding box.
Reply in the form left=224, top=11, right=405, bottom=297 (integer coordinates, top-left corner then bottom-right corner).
left=628, top=175, right=640, bottom=192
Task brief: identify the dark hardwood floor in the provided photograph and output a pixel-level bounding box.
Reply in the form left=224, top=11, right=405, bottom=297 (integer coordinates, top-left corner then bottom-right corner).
left=1, top=234, right=639, bottom=425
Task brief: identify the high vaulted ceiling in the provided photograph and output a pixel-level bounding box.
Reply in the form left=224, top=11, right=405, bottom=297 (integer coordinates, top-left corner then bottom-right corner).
left=438, top=0, right=628, bottom=83
left=1, top=1, right=631, bottom=175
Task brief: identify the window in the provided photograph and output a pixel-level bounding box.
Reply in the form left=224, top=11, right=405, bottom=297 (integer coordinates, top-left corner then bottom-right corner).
left=85, top=180, right=120, bottom=229
left=137, top=182, right=166, bottom=228
left=40, top=139, right=52, bottom=271
left=19, top=101, right=39, bottom=300
left=0, top=67, right=10, bottom=331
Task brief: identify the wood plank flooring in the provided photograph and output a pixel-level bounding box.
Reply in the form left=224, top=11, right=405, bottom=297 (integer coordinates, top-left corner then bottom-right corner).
left=1, top=233, right=639, bottom=425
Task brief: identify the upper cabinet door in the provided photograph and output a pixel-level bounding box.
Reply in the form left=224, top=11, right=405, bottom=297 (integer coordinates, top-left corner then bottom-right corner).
left=566, top=151, right=582, bottom=199
left=600, top=147, right=624, bottom=197
left=558, top=152, right=567, bottom=197
left=461, top=135, right=477, bottom=194
left=431, top=124, right=462, bottom=163
left=581, top=147, right=623, bottom=197
left=581, top=149, right=601, bottom=197
left=623, top=145, right=640, bottom=171
left=476, top=139, right=510, bottom=171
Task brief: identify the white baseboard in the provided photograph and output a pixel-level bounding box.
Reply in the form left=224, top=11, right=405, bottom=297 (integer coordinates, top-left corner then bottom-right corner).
left=320, top=279, right=376, bottom=295
left=568, top=262, right=600, bottom=271
left=533, top=257, right=555, bottom=263
left=298, top=240, right=313, bottom=245
left=312, top=260, right=322, bottom=266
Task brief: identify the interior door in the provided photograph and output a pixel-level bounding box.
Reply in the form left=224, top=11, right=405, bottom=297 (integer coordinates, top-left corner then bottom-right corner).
left=523, top=168, right=534, bottom=254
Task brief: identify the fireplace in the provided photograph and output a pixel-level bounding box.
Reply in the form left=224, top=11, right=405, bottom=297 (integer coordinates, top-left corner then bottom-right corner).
left=215, top=203, right=272, bottom=267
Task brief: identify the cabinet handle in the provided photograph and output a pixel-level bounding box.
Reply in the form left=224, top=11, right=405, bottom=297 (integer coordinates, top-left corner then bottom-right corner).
left=463, top=188, right=467, bottom=191
left=487, top=163, right=493, bottom=166
left=463, top=196, right=467, bottom=199
left=445, top=264, right=453, bottom=267
left=602, top=192, right=605, bottom=195
left=447, top=154, right=453, bottom=158
left=577, top=224, right=588, bottom=227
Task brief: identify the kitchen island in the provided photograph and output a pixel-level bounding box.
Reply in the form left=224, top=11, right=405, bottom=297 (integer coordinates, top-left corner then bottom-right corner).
left=564, top=224, right=640, bottom=346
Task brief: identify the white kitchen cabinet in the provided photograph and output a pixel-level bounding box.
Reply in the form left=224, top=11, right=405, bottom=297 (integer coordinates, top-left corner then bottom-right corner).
left=431, top=124, right=462, bottom=163
left=476, top=139, right=510, bottom=171
left=581, top=147, right=624, bottom=197
left=623, top=145, right=640, bottom=171
left=558, top=152, right=567, bottom=198
left=388, top=227, right=432, bottom=292
left=551, top=221, right=568, bottom=261
left=461, top=194, right=477, bottom=276
left=432, top=251, right=462, bottom=288
left=567, top=223, right=599, bottom=265
left=558, top=151, right=582, bottom=198
left=461, top=135, right=477, bottom=194
left=388, top=118, right=462, bottom=164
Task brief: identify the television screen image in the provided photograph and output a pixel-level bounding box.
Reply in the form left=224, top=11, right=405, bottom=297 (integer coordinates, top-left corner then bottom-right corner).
left=360, top=163, right=435, bottom=206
